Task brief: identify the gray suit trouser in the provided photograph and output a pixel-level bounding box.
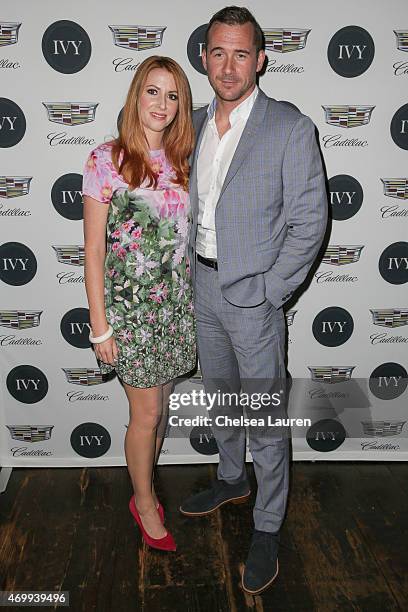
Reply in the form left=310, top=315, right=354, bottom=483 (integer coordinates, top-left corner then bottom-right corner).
left=195, top=259, right=290, bottom=533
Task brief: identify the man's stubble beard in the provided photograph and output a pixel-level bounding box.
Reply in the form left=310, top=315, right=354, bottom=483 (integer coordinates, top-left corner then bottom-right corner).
left=209, top=75, right=256, bottom=104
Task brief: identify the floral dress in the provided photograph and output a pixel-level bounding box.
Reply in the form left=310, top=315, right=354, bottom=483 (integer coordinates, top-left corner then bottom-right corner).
left=82, top=143, right=196, bottom=387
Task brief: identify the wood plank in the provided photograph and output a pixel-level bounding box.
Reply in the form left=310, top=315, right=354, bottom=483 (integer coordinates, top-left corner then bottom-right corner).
left=289, top=462, right=401, bottom=611
left=0, top=466, right=143, bottom=612
left=58, top=466, right=142, bottom=612
left=214, top=462, right=316, bottom=612
left=387, top=462, right=408, bottom=497
left=1, top=461, right=406, bottom=611
left=327, top=462, right=408, bottom=610
left=0, top=467, right=83, bottom=593
left=143, top=584, right=230, bottom=612
left=142, top=464, right=227, bottom=588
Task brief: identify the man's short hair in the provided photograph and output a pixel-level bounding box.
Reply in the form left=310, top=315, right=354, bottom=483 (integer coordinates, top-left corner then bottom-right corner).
left=204, top=5, right=265, bottom=54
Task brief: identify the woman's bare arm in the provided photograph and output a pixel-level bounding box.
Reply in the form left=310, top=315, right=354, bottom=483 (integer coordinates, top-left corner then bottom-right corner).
left=83, top=195, right=118, bottom=365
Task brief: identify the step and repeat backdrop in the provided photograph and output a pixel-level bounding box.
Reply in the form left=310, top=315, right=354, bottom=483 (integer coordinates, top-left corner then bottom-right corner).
left=1, top=0, right=407, bottom=469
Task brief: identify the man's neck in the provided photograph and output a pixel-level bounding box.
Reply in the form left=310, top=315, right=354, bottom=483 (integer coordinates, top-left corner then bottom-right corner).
left=214, top=84, right=256, bottom=123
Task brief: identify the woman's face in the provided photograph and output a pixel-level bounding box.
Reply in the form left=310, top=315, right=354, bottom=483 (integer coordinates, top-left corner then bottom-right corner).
left=138, top=68, right=179, bottom=146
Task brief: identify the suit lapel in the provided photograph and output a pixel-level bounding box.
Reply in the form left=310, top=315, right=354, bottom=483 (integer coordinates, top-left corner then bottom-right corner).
left=218, top=89, right=269, bottom=201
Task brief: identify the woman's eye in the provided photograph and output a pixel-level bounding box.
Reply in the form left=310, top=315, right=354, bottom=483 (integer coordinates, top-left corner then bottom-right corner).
left=147, top=88, right=157, bottom=95
left=169, top=94, right=178, bottom=101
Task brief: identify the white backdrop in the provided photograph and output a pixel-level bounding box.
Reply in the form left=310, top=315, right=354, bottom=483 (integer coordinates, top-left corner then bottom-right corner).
left=1, top=0, right=407, bottom=474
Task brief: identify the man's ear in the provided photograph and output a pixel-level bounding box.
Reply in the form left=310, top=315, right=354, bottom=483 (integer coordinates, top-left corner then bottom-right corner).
left=256, top=49, right=266, bottom=72
left=202, top=48, right=207, bottom=71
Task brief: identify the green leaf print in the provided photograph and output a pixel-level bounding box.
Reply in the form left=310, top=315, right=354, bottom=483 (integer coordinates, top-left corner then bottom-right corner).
left=101, top=184, right=196, bottom=387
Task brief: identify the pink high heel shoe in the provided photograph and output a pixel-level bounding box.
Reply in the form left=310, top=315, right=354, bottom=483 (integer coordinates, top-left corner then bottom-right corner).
left=129, top=495, right=176, bottom=552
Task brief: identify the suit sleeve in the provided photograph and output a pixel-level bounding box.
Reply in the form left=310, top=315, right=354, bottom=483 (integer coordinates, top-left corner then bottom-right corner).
left=264, top=115, right=328, bottom=309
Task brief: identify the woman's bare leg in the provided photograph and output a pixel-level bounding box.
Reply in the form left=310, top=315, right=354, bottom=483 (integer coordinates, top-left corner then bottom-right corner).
left=155, top=380, right=174, bottom=461
left=151, top=380, right=174, bottom=507
left=123, top=382, right=167, bottom=539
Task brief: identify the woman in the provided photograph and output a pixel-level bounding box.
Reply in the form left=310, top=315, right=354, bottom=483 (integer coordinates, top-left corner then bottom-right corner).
left=82, top=56, right=195, bottom=552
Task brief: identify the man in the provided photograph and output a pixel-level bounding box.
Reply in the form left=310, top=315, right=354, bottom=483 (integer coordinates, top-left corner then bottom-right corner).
left=180, top=6, right=327, bottom=594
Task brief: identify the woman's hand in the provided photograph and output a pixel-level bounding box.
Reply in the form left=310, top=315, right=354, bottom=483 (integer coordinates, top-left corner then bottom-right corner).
left=93, top=335, right=119, bottom=366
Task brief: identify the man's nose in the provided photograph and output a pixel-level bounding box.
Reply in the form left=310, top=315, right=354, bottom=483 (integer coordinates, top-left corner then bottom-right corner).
left=223, top=55, right=235, bottom=73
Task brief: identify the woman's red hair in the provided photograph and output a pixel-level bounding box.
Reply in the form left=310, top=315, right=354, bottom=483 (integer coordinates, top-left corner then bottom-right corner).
left=111, top=56, right=194, bottom=191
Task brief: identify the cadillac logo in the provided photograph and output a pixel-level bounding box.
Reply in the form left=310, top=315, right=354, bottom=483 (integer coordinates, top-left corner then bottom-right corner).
left=62, top=368, right=104, bottom=385
left=0, top=310, right=42, bottom=329
left=108, top=25, right=166, bottom=50
left=52, top=245, right=84, bottom=266
left=43, top=102, right=98, bottom=126
left=6, top=425, right=54, bottom=442
left=322, top=105, right=375, bottom=128
left=285, top=310, right=297, bottom=326
left=370, top=308, right=408, bottom=328
left=323, top=245, right=364, bottom=265
left=0, top=22, right=21, bottom=47
left=0, top=176, right=32, bottom=199
left=361, top=421, right=406, bottom=437
left=263, top=28, right=311, bottom=53
left=381, top=178, right=408, bottom=200
left=308, top=366, right=355, bottom=383
left=394, top=30, right=408, bottom=52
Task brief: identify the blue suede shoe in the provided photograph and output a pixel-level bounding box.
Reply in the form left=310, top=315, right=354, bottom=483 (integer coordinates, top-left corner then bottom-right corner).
left=179, top=479, right=250, bottom=516
left=241, top=530, right=279, bottom=594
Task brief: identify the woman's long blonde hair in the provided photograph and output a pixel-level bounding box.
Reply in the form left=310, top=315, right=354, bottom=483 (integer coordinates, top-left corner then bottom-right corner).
left=111, top=56, right=194, bottom=191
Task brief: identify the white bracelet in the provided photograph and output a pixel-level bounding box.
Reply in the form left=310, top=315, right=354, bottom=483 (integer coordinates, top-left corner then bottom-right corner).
left=89, top=324, right=113, bottom=344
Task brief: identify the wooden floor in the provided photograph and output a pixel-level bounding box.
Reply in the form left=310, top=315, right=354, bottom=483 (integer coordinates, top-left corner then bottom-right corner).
left=0, top=462, right=407, bottom=611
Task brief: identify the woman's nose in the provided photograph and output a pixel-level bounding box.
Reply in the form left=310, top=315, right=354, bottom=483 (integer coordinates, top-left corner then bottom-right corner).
left=158, top=94, right=167, bottom=110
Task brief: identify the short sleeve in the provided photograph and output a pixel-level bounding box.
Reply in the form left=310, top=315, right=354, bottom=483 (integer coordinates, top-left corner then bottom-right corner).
left=82, top=144, right=114, bottom=203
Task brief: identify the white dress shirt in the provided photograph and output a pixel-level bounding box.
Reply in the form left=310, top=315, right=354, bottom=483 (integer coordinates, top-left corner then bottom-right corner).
left=196, top=86, right=259, bottom=259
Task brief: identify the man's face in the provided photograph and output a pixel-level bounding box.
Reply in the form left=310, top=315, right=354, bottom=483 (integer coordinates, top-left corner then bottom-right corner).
left=202, top=22, right=265, bottom=104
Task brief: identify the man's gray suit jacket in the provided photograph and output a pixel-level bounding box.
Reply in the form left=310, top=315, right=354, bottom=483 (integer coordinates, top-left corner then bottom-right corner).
left=189, top=88, right=328, bottom=309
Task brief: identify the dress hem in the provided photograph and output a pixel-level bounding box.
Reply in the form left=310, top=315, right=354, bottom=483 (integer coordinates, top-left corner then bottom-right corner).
left=99, top=362, right=197, bottom=389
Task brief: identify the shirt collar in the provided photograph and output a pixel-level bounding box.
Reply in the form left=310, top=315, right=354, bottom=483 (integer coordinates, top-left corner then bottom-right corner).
left=207, top=85, right=259, bottom=127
